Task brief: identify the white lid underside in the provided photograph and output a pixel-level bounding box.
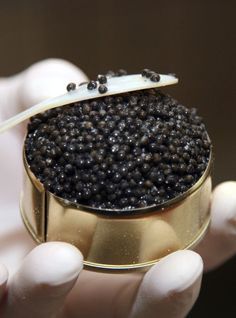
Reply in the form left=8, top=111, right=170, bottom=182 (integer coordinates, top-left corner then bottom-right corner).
left=0, top=74, right=178, bottom=134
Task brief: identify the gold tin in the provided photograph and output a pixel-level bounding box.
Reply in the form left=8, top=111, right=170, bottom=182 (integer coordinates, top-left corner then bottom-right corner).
left=21, top=150, right=212, bottom=271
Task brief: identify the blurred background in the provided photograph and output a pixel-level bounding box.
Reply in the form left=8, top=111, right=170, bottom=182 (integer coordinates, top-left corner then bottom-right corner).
left=0, top=0, right=235, bottom=316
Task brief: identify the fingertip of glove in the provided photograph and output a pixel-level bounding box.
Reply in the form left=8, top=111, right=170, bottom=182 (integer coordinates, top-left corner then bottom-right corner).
left=213, top=181, right=236, bottom=200
left=130, top=251, right=203, bottom=318
left=147, top=250, right=203, bottom=296
left=18, top=58, right=88, bottom=107
left=211, top=181, right=236, bottom=235
left=23, top=242, right=83, bottom=287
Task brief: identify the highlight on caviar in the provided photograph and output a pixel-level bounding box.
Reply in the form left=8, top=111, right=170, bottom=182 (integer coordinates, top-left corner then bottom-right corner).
left=24, top=69, right=211, bottom=212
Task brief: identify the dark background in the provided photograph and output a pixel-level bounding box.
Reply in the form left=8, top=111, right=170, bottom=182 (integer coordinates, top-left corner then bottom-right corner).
left=0, top=0, right=235, bottom=316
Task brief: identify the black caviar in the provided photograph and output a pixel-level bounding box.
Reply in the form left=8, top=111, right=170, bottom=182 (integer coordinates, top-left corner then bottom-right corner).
left=97, top=75, right=107, bottom=84
left=25, top=89, right=211, bottom=211
left=98, top=84, right=108, bottom=94
left=87, top=81, right=97, bottom=90
left=141, top=69, right=161, bottom=82
left=66, top=82, right=76, bottom=92
left=141, top=69, right=151, bottom=77
left=150, top=73, right=160, bottom=82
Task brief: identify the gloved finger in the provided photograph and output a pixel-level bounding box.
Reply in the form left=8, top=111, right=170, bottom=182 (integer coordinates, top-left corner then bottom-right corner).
left=18, top=58, right=88, bottom=109
left=195, top=181, right=236, bottom=271
left=0, top=264, right=8, bottom=302
left=130, top=250, right=203, bottom=318
left=0, top=58, right=88, bottom=121
left=4, top=242, right=83, bottom=318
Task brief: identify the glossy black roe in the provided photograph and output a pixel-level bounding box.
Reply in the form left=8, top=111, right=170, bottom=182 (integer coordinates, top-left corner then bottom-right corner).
left=79, top=81, right=88, bottom=86
left=97, top=75, right=107, bottom=84
left=150, top=73, right=160, bottom=82
left=141, top=69, right=160, bottom=82
left=141, top=69, right=151, bottom=77
left=98, top=85, right=108, bottom=94
left=66, top=83, right=76, bottom=92
left=25, top=89, right=211, bottom=212
left=87, top=81, right=97, bottom=90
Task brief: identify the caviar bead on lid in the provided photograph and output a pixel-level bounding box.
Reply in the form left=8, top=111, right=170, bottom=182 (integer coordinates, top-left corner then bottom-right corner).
left=97, top=74, right=107, bottom=84
left=66, top=82, right=76, bottom=92
left=87, top=80, right=97, bottom=90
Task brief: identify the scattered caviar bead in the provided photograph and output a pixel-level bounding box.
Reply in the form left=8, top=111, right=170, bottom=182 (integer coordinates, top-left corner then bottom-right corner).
left=66, top=82, right=76, bottom=92
left=25, top=87, right=211, bottom=212
left=97, top=74, right=107, bottom=84
left=141, top=69, right=150, bottom=77
left=150, top=73, right=160, bottom=82
left=145, top=70, right=153, bottom=78
left=66, top=83, right=76, bottom=92
left=98, top=84, right=108, bottom=94
left=87, top=81, right=97, bottom=90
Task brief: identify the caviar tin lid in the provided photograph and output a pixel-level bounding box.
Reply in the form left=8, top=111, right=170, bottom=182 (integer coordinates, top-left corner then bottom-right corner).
left=0, top=72, right=178, bottom=134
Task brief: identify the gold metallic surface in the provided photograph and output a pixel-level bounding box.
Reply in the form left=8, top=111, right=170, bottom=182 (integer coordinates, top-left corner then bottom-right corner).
left=21, top=158, right=46, bottom=242
left=21, top=150, right=212, bottom=271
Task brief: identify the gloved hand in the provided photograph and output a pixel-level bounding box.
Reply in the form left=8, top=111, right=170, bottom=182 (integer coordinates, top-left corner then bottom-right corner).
left=0, top=59, right=235, bottom=318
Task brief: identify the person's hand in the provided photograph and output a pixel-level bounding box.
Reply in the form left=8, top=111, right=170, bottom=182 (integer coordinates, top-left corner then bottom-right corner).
left=0, top=59, right=236, bottom=318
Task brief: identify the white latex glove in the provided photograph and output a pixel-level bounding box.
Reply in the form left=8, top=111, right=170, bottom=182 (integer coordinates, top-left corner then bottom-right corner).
left=0, top=59, right=235, bottom=318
